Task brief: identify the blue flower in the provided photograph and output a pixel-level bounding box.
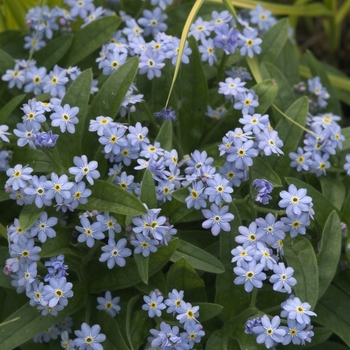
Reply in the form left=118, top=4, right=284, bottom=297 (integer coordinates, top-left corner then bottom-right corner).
left=2, top=65, right=25, bottom=89
left=255, top=213, right=286, bottom=246
left=176, top=301, right=200, bottom=328
left=226, top=138, right=258, bottom=170
left=96, top=212, right=121, bottom=240
left=185, top=182, right=207, bottom=209
left=154, top=107, right=176, bottom=121
left=50, top=104, right=79, bottom=133
left=60, top=331, right=75, bottom=350
left=233, top=260, right=266, bottom=292
left=189, top=17, right=213, bottom=41
left=76, top=217, right=105, bottom=248
left=253, top=178, right=273, bottom=205
left=185, top=322, right=205, bottom=347
left=138, top=8, right=168, bottom=37
left=218, top=77, right=246, bottom=98
left=30, top=211, right=58, bottom=243
left=289, top=147, right=312, bottom=172
left=13, top=122, right=37, bottom=148
left=10, top=237, right=41, bottom=264
left=253, top=315, right=286, bottom=348
left=35, top=130, right=59, bottom=148
left=164, top=289, right=184, bottom=314
left=278, top=184, right=313, bottom=217
left=24, top=66, right=47, bottom=95
left=244, top=317, right=262, bottom=334
left=235, top=221, right=259, bottom=248
left=344, top=154, right=350, bottom=175
left=149, top=322, right=181, bottom=348
left=164, top=37, right=192, bottom=65
left=281, top=212, right=310, bottom=238
left=73, top=323, right=106, bottom=350
left=99, top=238, right=132, bottom=268
left=213, top=23, right=239, bottom=54
left=44, top=254, right=68, bottom=282
left=256, top=129, right=284, bottom=156
left=96, top=291, right=121, bottom=317
left=269, top=262, right=297, bottom=294
left=69, top=155, right=100, bottom=185
left=150, top=0, right=173, bottom=10
left=234, top=90, right=259, bottom=115
left=6, top=164, right=33, bottom=191
left=43, top=276, right=73, bottom=307
left=237, top=27, right=262, bottom=58
left=204, top=174, right=233, bottom=205
left=280, top=296, right=317, bottom=325
left=249, top=4, right=276, bottom=33
left=139, top=48, right=165, bottom=80
left=45, top=173, right=74, bottom=204
left=98, top=124, right=128, bottom=155
left=231, top=245, right=255, bottom=266
left=131, top=233, right=159, bottom=257
left=280, top=319, right=309, bottom=345
left=202, top=204, right=234, bottom=236
left=43, top=65, right=69, bottom=98
left=142, top=291, right=166, bottom=317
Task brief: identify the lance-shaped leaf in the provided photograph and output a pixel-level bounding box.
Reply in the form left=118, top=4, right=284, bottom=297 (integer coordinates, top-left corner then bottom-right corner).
left=251, top=79, right=278, bottom=114
left=33, top=34, right=73, bottom=69
left=11, top=148, right=52, bottom=173
left=18, top=205, right=42, bottom=231
left=284, top=236, right=318, bottom=309
left=252, top=156, right=282, bottom=187
left=0, top=48, right=15, bottom=74
left=317, top=211, right=342, bottom=300
left=40, top=228, right=76, bottom=258
left=94, top=311, right=129, bottom=350
left=260, top=18, right=289, bottom=63
left=315, top=285, right=350, bottom=347
left=320, top=177, right=345, bottom=210
left=134, top=253, right=149, bottom=285
left=0, top=94, right=25, bottom=124
left=60, top=15, right=121, bottom=67
left=170, top=239, right=224, bottom=274
left=79, top=179, right=147, bottom=216
left=155, top=119, right=173, bottom=152
left=0, top=283, right=87, bottom=350
left=140, top=170, right=157, bottom=209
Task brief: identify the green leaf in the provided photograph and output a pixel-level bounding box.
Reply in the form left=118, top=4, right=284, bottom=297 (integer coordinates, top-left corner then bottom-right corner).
left=140, top=170, right=157, bottom=209
left=274, top=39, right=300, bottom=87
left=0, top=94, right=25, bottom=124
left=33, top=35, right=73, bottom=69
left=260, top=18, right=289, bottom=63
left=170, top=239, right=224, bottom=274
left=40, top=228, right=76, bottom=257
left=11, top=148, right=52, bottom=173
left=196, top=302, right=223, bottom=322
left=0, top=48, right=15, bottom=74
left=134, top=254, right=149, bottom=285
left=86, top=57, right=139, bottom=160
left=251, top=156, right=282, bottom=187
left=171, top=186, right=189, bottom=203
left=285, top=177, right=342, bottom=227
left=261, top=62, right=294, bottom=111
left=61, top=15, right=121, bottom=67
left=79, top=179, right=147, bottom=216
left=166, top=258, right=207, bottom=302
left=215, top=203, right=250, bottom=322
left=315, top=285, right=350, bottom=347
left=251, top=79, right=278, bottom=114
left=317, top=211, right=342, bottom=300
left=18, top=205, right=42, bottom=231
left=94, top=311, right=129, bottom=350
left=125, top=294, right=141, bottom=350
left=271, top=97, right=309, bottom=178
left=0, top=283, right=87, bottom=350
left=284, top=235, right=318, bottom=308
left=341, top=126, right=350, bottom=151
left=177, top=36, right=207, bottom=154
left=320, top=177, right=345, bottom=210
left=155, top=120, right=173, bottom=151
left=57, top=69, right=92, bottom=170
left=89, top=238, right=178, bottom=292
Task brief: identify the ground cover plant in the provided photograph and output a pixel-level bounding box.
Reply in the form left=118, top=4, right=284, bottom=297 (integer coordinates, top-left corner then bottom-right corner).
left=0, top=0, right=350, bottom=349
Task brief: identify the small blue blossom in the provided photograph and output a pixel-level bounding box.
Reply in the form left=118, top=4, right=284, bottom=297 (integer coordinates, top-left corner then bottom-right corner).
left=344, top=154, right=350, bottom=175
left=281, top=212, right=310, bottom=238
left=154, top=107, right=176, bottom=121
left=253, top=179, right=273, bottom=205
left=73, top=323, right=106, bottom=349
left=75, top=217, right=105, bottom=248
left=255, top=213, right=286, bottom=246
left=238, top=27, right=262, bottom=58
left=231, top=245, right=255, bottom=266
left=142, top=291, right=166, bottom=317
left=6, top=164, right=33, bottom=191
left=256, top=129, right=284, bottom=156
left=280, top=296, right=317, bottom=325
left=139, top=48, right=165, bottom=80
left=289, top=147, right=313, bottom=171
left=213, top=23, right=239, bottom=54
left=279, top=184, right=313, bottom=217
left=252, top=315, right=286, bottom=348
left=43, top=276, right=73, bottom=307
left=69, top=155, right=100, bottom=185
left=199, top=38, right=217, bottom=66
left=35, top=131, right=59, bottom=148
left=218, top=77, right=246, bottom=98
left=269, top=262, right=297, bottom=294
left=138, top=8, right=167, bottom=36
left=50, top=104, right=79, bottom=133
left=204, top=174, right=233, bottom=205
left=43, top=65, right=69, bottom=98
left=233, top=260, right=266, bottom=292
left=99, top=238, right=132, bottom=268
left=24, top=66, right=47, bottom=95
left=45, top=173, right=74, bottom=204
left=131, top=233, right=159, bottom=257
left=280, top=319, right=308, bottom=345
left=235, top=221, right=259, bottom=248
left=249, top=4, right=276, bottom=33
left=164, top=289, right=184, bottom=315
left=185, top=182, right=207, bottom=209
left=234, top=90, right=259, bottom=115
left=60, top=331, right=75, bottom=350
left=96, top=291, right=121, bottom=317
left=189, top=17, right=213, bottom=41
left=30, top=211, right=58, bottom=243
left=44, top=254, right=68, bottom=282
left=226, top=138, right=258, bottom=170
left=202, top=203, right=234, bottom=235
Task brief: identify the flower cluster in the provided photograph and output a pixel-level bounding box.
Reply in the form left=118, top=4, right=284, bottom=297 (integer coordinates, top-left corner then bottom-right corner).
left=143, top=289, right=205, bottom=349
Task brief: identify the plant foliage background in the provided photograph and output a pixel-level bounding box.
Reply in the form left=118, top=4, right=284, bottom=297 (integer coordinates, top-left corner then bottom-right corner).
left=0, top=0, right=350, bottom=349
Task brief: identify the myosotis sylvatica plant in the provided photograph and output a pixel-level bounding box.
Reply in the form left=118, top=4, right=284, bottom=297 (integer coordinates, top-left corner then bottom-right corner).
left=0, top=0, right=350, bottom=349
